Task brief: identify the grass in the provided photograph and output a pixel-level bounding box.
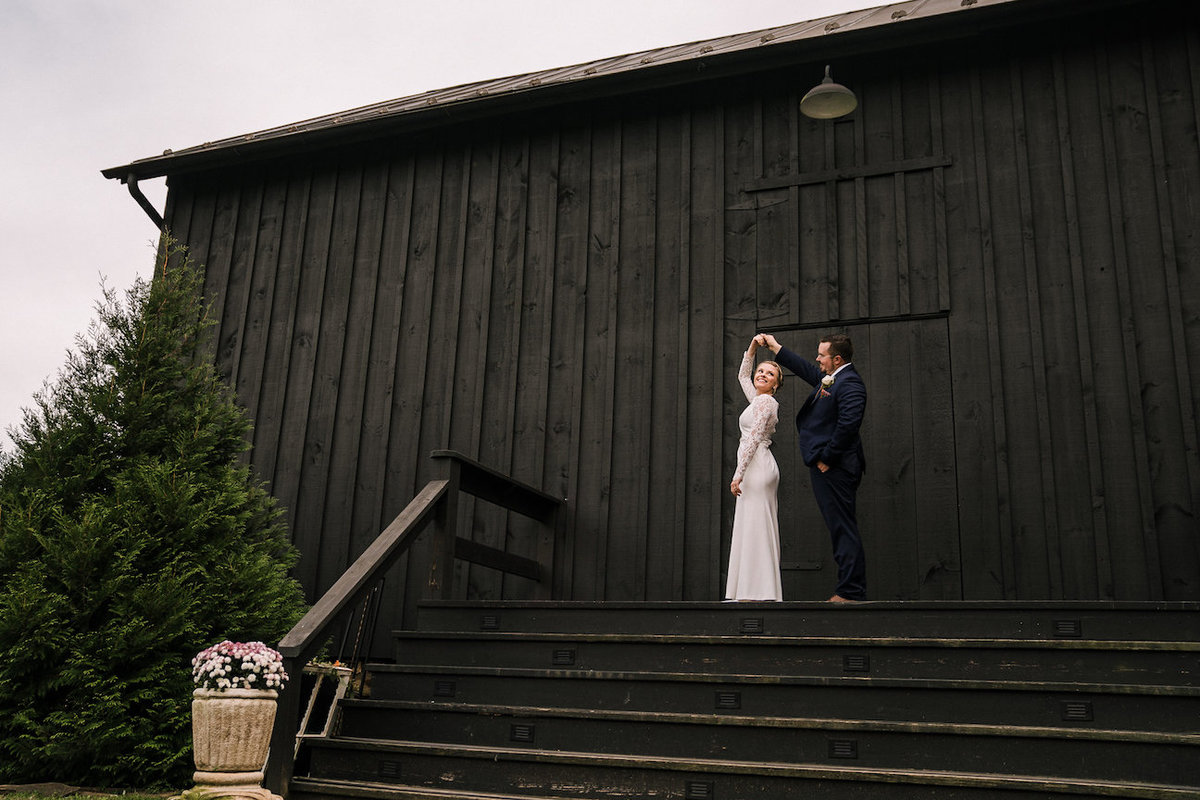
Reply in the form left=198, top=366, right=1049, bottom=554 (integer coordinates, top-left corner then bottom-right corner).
left=0, top=787, right=174, bottom=800
left=3, top=796, right=169, bottom=800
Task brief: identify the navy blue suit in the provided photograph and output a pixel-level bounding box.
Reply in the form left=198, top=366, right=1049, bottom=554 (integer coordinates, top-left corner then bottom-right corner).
left=774, top=346, right=867, bottom=600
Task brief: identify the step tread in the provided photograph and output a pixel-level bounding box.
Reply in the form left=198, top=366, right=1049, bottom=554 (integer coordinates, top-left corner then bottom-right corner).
left=302, top=738, right=1200, bottom=796
left=340, top=697, right=1200, bottom=744
left=418, top=599, right=1200, bottom=611
left=292, top=777, right=563, bottom=800
left=393, top=629, right=1200, bottom=651
left=367, top=662, right=1200, bottom=695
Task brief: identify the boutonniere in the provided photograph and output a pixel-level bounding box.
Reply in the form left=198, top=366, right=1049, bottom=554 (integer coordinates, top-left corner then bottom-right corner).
left=818, top=374, right=834, bottom=398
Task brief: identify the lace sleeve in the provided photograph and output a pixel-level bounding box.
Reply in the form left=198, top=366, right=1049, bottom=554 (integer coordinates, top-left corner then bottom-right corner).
left=737, top=348, right=755, bottom=402
left=733, top=394, right=779, bottom=481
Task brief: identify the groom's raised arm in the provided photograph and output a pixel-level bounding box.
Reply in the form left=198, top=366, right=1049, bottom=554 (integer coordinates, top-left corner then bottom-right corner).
left=760, top=333, right=819, bottom=387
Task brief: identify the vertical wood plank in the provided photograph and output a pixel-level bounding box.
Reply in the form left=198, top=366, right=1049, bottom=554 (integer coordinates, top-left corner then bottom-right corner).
left=892, top=76, right=911, bottom=317
left=450, top=142, right=498, bottom=459
left=183, top=180, right=218, bottom=286
left=201, top=183, right=240, bottom=359
left=1063, top=40, right=1151, bottom=598
left=1094, top=41, right=1163, bottom=596
left=709, top=106, right=727, bottom=598
left=787, top=92, right=801, bottom=326
left=351, top=154, right=414, bottom=594
left=608, top=112, right=656, bottom=600
left=474, top=133, right=528, bottom=599
left=682, top=103, right=724, bottom=600
left=646, top=111, right=684, bottom=600
left=722, top=96, right=760, bottom=595
left=164, top=178, right=195, bottom=246
left=853, top=113, right=869, bottom=319
left=252, top=170, right=312, bottom=494
left=929, top=71, right=952, bottom=312
left=910, top=318, right=962, bottom=598
left=452, top=141, right=499, bottom=599
left=427, top=144, right=471, bottom=469
left=548, top=123, right=592, bottom=600
left=276, top=162, right=339, bottom=596
left=416, top=143, right=469, bottom=598
left=857, top=321, right=919, bottom=599
left=573, top=121, right=621, bottom=599
left=1008, top=59, right=1063, bottom=597
left=353, top=151, right=413, bottom=650
left=1052, top=50, right=1113, bottom=598
left=508, top=129, right=559, bottom=600
left=238, top=171, right=288, bottom=436
left=670, top=110, right=692, bottom=599
left=756, top=88, right=793, bottom=324
left=387, top=146, right=445, bottom=622
left=823, top=124, right=839, bottom=320
left=594, top=121, right=622, bottom=600
left=317, top=160, right=388, bottom=596
left=218, top=176, right=265, bottom=390
left=1138, top=32, right=1200, bottom=595
left=292, top=162, right=364, bottom=597
left=967, top=63, right=1017, bottom=598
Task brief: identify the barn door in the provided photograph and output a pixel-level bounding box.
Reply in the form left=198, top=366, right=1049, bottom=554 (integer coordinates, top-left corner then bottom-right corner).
left=774, top=316, right=962, bottom=600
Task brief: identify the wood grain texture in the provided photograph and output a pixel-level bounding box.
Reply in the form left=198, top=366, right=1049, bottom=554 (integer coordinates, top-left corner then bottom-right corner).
left=160, top=7, right=1200, bottom=639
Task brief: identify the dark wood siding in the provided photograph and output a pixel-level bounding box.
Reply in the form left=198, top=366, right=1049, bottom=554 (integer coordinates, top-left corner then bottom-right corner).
left=164, top=8, right=1200, bottom=627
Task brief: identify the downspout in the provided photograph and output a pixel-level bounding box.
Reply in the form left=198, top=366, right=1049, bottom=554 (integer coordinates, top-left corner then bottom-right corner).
left=124, top=172, right=166, bottom=231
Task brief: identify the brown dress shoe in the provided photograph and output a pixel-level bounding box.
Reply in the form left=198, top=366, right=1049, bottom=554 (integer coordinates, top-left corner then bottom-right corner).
left=828, top=594, right=856, bottom=602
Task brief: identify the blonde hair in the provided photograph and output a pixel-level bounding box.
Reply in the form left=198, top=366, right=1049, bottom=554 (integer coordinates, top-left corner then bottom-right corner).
left=758, top=360, right=783, bottom=393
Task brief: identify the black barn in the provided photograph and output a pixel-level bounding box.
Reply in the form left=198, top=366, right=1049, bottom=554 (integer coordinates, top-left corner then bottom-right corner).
left=104, top=0, right=1200, bottom=638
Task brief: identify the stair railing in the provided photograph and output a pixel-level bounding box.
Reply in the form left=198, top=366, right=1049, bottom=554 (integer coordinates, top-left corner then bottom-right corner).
left=263, top=449, right=565, bottom=797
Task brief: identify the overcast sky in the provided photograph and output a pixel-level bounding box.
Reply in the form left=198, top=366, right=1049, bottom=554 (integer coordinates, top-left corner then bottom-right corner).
left=1, top=0, right=870, bottom=451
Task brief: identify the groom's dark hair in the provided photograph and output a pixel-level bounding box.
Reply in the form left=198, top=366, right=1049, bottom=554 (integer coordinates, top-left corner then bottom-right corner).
left=822, top=334, right=854, bottom=362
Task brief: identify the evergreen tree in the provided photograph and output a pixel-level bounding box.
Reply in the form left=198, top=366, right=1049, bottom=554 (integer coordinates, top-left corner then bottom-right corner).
left=0, top=242, right=307, bottom=788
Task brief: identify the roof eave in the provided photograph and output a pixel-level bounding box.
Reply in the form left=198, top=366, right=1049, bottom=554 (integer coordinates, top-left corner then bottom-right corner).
left=101, top=0, right=1122, bottom=182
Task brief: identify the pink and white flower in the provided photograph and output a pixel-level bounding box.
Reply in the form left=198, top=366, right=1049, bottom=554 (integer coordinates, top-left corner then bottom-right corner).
left=191, top=640, right=288, bottom=690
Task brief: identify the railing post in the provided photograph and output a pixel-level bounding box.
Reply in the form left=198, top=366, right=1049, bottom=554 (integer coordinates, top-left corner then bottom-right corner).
left=259, top=480, right=449, bottom=798
left=429, top=456, right=460, bottom=599
left=534, top=502, right=560, bottom=600
left=264, top=653, right=303, bottom=798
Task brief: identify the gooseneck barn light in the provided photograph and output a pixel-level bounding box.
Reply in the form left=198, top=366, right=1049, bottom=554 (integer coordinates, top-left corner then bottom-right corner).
left=800, top=65, right=858, bottom=119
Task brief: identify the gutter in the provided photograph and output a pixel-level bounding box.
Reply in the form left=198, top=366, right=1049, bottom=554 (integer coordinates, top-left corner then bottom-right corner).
left=121, top=172, right=165, bottom=231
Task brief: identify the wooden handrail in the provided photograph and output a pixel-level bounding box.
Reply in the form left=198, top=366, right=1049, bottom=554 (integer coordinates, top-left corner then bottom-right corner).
left=263, top=451, right=565, bottom=797
left=427, top=450, right=564, bottom=602
left=277, top=479, right=450, bottom=661
left=264, top=479, right=448, bottom=795
left=431, top=450, right=561, bottom=522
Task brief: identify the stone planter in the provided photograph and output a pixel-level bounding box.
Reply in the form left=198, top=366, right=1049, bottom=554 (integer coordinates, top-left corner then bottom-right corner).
left=178, top=688, right=282, bottom=800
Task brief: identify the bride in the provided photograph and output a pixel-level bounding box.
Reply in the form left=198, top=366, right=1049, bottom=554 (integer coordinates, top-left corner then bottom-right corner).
left=726, top=334, right=783, bottom=601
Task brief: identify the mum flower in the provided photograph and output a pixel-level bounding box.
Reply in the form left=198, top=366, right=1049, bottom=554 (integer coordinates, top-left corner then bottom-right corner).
left=191, top=640, right=288, bottom=690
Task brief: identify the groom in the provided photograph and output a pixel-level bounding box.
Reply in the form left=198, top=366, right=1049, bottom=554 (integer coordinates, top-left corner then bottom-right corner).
left=759, top=333, right=867, bottom=601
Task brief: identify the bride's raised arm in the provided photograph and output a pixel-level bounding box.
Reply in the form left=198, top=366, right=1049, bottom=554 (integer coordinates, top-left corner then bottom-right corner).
left=738, top=336, right=760, bottom=402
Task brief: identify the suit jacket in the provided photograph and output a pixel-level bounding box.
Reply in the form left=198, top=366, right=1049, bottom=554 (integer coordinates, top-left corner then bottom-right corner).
left=774, top=346, right=867, bottom=476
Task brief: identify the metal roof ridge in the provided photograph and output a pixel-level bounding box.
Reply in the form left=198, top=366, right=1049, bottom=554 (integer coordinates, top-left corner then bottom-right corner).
left=103, top=0, right=1028, bottom=178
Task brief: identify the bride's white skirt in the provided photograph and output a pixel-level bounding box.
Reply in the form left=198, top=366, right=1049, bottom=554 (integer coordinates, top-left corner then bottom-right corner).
left=725, top=446, right=781, bottom=601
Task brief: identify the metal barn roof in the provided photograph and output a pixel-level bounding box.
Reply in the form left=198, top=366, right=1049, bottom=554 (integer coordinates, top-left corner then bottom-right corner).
left=103, top=0, right=1078, bottom=181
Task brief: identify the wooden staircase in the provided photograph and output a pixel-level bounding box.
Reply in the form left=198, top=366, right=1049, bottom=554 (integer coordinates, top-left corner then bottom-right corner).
left=287, top=600, right=1200, bottom=800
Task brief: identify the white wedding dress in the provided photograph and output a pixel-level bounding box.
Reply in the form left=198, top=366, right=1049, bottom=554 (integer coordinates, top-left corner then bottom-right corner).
left=725, top=349, right=782, bottom=601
